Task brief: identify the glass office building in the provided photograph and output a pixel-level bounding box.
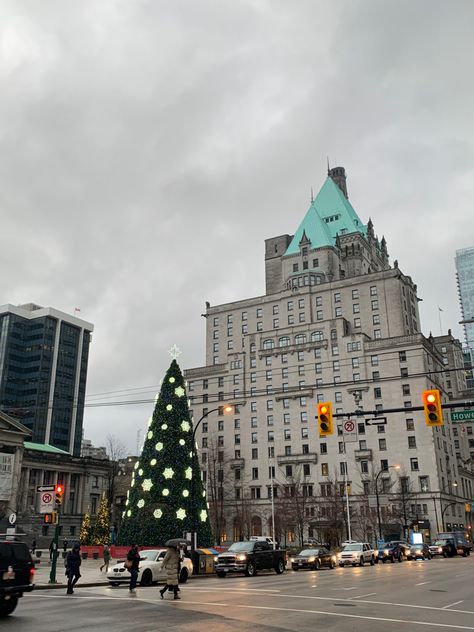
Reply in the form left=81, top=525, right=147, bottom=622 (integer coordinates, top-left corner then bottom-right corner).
left=0, top=304, right=93, bottom=456
left=456, top=247, right=474, bottom=389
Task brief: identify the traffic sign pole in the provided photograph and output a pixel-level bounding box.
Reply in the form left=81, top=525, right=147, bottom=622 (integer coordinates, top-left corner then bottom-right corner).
left=49, top=505, right=61, bottom=584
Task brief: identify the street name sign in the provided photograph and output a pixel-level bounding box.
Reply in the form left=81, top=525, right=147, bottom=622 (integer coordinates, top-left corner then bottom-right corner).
left=451, top=410, right=474, bottom=422
left=36, top=485, right=56, bottom=492
left=365, top=417, right=387, bottom=426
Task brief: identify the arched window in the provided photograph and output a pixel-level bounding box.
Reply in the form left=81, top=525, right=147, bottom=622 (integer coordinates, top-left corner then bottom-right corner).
left=279, top=336, right=290, bottom=347
left=295, top=334, right=306, bottom=345
left=263, top=339, right=274, bottom=350
left=311, top=331, right=323, bottom=342
left=251, top=515, right=262, bottom=537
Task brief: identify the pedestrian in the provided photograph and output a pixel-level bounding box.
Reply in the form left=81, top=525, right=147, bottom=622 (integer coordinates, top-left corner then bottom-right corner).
left=100, top=544, right=111, bottom=572
left=31, top=538, right=37, bottom=554
left=126, top=544, right=141, bottom=594
left=65, top=543, right=82, bottom=595
left=63, top=538, right=69, bottom=553
left=159, top=545, right=181, bottom=600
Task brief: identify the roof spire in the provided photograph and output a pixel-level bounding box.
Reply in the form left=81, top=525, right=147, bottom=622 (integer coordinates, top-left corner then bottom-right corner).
left=327, top=156, right=330, bottom=175
left=311, top=187, right=314, bottom=203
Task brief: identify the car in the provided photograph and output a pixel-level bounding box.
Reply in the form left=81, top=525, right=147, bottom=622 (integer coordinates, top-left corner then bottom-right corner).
left=429, top=539, right=457, bottom=558
left=107, top=549, right=193, bottom=586
left=0, top=541, right=35, bottom=617
left=215, top=540, right=286, bottom=577
left=389, top=540, right=411, bottom=557
left=407, top=544, right=432, bottom=560
left=436, top=532, right=471, bottom=557
left=338, top=542, right=375, bottom=567
left=376, top=542, right=404, bottom=563
left=291, top=547, right=337, bottom=571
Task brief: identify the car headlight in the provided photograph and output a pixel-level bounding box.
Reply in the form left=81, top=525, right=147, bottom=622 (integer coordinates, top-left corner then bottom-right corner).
left=307, top=556, right=315, bottom=563
left=331, top=555, right=337, bottom=562
left=214, top=556, right=219, bottom=562
left=375, top=550, right=379, bottom=556
left=384, top=550, right=389, bottom=555
left=437, top=547, right=442, bottom=553
left=290, top=557, right=295, bottom=563
left=415, top=549, right=421, bottom=555
left=236, top=554, right=247, bottom=561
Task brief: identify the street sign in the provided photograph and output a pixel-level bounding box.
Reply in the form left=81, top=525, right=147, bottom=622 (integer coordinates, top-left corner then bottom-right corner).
left=36, top=485, right=56, bottom=493
left=8, top=513, right=16, bottom=525
left=343, top=419, right=357, bottom=442
left=39, top=491, right=54, bottom=514
left=365, top=417, right=387, bottom=426
left=451, top=410, right=474, bottom=422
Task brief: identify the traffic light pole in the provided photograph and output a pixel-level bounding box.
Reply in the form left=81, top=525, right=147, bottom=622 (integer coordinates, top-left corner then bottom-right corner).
left=48, top=507, right=61, bottom=584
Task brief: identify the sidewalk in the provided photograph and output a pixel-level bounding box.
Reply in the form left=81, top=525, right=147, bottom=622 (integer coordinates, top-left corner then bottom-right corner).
left=34, top=557, right=112, bottom=590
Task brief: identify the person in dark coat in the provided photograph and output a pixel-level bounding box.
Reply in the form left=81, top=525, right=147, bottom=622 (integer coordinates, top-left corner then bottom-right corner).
left=127, top=545, right=141, bottom=594
left=65, top=543, right=82, bottom=594
left=31, top=539, right=37, bottom=554
left=159, top=546, right=181, bottom=600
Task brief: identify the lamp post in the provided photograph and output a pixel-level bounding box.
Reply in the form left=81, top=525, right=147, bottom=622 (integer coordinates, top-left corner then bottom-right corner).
left=375, top=465, right=400, bottom=541
left=441, top=501, right=458, bottom=532
left=190, top=404, right=234, bottom=555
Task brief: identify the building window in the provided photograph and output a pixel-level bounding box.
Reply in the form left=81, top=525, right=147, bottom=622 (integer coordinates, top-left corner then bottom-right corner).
left=371, top=300, right=379, bottom=310
left=379, top=438, right=387, bottom=451
left=267, top=415, right=273, bottom=426
left=284, top=429, right=291, bottom=440
left=250, top=487, right=261, bottom=500
left=285, top=445, right=292, bottom=456
left=273, top=318, right=279, bottom=328
left=408, top=436, right=417, bottom=449
left=402, top=384, right=411, bottom=396
left=321, top=463, right=329, bottom=476
left=353, top=303, right=360, bottom=314
left=335, top=307, right=342, bottom=317
left=374, top=329, right=381, bottom=339
left=371, top=355, right=379, bottom=366
left=419, top=476, right=430, bottom=492
left=340, top=462, right=347, bottom=475
left=406, top=418, right=414, bottom=431
left=410, top=457, right=419, bottom=471
left=320, top=443, right=327, bottom=454
left=335, top=392, right=342, bottom=403
left=399, top=351, right=407, bottom=362
left=268, top=431, right=274, bottom=442
left=380, top=459, right=388, bottom=471
left=374, top=387, right=382, bottom=399
left=266, top=400, right=273, bottom=410
left=301, top=427, right=308, bottom=438
left=370, top=286, right=377, bottom=296
left=361, top=460, right=369, bottom=474
left=285, top=465, right=293, bottom=477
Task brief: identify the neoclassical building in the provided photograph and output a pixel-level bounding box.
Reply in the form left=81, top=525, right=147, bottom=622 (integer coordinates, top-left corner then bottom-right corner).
left=185, top=167, right=473, bottom=546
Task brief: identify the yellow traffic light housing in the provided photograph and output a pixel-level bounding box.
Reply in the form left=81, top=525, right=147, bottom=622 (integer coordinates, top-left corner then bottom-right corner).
left=55, top=484, right=64, bottom=506
left=423, top=389, right=443, bottom=427
left=317, top=401, right=334, bottom=436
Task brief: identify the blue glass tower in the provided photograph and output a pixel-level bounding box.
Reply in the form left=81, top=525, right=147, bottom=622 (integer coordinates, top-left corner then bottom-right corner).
left=0, top=303, right=93, bottom=456
left=455, top=246, right=474, bottom=389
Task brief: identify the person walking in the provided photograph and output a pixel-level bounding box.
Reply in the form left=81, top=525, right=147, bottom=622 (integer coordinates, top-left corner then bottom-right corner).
left=65, top=543, right=82, bottom=595
left=159, top=545, right=181, bottom=600
left=100, top=545, right=111, bottom=572
left=126, top=544, right=141, bottom=594
left=31, top=538, right=37, bottom=554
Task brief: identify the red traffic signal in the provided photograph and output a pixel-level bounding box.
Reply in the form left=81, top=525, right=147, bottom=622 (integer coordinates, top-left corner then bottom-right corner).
left=55, top=484, right=64, bottom=505
left=44, top=513, right=53, bottom=524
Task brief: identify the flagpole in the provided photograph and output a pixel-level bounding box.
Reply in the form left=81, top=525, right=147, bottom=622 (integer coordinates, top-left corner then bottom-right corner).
left=438, top=307, right=443, bottom=335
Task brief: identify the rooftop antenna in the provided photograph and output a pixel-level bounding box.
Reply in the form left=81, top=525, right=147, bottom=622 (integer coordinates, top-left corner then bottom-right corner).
left=310, top=187, right=314, bottom=203
left=327, top=156, right=330, bottom=175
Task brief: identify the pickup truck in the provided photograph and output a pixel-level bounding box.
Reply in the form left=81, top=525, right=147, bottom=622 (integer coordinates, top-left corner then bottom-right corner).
left=0, top=541, right=35, bottom=617
left=215, top=541, right=286, bottom=577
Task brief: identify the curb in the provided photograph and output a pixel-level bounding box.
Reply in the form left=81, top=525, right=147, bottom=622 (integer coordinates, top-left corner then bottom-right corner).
left=34, top=573, right=213, bottom=590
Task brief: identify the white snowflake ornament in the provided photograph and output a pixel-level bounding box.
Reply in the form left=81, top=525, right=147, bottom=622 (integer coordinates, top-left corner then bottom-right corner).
left=155, top=442, right=163, bottom=451
left=137, top=499, right=145, bottom=508
left=163, top=467, right=174, bottom=479
left=181, top=420, right=191, bottom=432
left=153, top=509, right=163, bottom=519
left=166, top=404, right=173, bottom=411
left=176, top=508, right=186, bottom=520
left=174, top=386, right=185, bottom=398
left=185, top=467, right=192, bottom=480
left=200, top=509, right=207, bottom=522
left=142, top=479, right=153, bottom=492
left=162, top=488, right=169, bottom=496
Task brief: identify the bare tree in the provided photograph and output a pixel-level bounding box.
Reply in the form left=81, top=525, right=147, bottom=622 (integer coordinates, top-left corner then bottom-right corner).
left=204, top=437, right=233, bottom=545
left=105, top=434, right=126, bottom=513
left=273, top=465, right=317, bottom=547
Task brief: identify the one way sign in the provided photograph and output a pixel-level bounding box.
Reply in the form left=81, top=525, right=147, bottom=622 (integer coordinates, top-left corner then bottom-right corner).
left=365, top=416, right=387, bottom=426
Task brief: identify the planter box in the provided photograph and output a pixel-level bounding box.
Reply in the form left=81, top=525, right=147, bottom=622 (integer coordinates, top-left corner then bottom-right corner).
left=93, top=552, right=99, bottom=560
left=82, top=552, right=88, bottom=560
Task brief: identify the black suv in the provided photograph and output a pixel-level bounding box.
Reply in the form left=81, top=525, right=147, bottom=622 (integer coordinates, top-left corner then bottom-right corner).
left=377, top=542, right=404, bottom=563
left=0, top=541, right=35, bottom=616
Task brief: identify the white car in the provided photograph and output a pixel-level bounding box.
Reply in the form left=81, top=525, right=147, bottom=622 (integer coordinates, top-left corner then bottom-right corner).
left=338, top=542, right=375, bottom=567
left=107, top=549, right=193, bottom=587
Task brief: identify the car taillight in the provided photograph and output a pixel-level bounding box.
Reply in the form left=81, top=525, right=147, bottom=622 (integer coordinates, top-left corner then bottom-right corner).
left=30, top=567, right=35, bottom=582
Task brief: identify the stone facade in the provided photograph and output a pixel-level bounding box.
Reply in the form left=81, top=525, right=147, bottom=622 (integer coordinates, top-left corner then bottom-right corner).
left=184, top=167, right=474, bottom=546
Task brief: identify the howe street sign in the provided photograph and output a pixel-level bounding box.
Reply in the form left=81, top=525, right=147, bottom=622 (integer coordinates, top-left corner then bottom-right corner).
left=365, top=416, right=387, bottom=426
left=451, top=410, right=474, bottom=422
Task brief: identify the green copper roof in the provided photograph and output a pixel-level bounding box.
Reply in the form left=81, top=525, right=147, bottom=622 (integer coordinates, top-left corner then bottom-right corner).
left=285, top=177, right=367, bottom=256
left=24, top=441, right=70, bottom=454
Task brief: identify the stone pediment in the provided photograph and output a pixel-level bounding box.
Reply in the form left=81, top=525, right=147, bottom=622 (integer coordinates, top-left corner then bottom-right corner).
left=0, top=411, right=31, bottom=438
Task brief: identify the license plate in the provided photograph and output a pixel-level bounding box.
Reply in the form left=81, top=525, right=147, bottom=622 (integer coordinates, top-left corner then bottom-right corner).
left=298, top=562, right=303, bottom=566
left=3, top=571, right=15, bottom=580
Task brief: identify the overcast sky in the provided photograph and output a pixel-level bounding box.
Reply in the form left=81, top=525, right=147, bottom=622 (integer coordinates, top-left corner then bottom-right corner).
left=1, top=0, right=473, bottom=454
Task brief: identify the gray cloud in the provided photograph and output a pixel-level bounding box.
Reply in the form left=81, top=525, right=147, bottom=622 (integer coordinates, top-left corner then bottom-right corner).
left=1, top=0, right=473, bottom=451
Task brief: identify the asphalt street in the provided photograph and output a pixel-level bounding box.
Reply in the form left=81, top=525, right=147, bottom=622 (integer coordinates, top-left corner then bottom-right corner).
left=4, top=556, right=474, bottom=632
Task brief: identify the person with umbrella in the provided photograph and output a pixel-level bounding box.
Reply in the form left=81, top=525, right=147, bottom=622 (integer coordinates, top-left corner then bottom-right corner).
left=159, top=539, right=187, bottom=600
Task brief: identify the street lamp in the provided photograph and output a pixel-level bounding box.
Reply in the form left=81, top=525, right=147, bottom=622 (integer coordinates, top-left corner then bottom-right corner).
left=441, top=501, right=458, bottom=531
left=375, top=465, right=400, bottom=541
left=190, top=404, right=234, bottom=555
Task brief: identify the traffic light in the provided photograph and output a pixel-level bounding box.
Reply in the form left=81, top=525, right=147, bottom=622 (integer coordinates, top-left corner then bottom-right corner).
left=422, top=389, right=443, bottom=427
left=55, top=484, right=64, bottom=505
left=44, top=512, right=58, bottom=524
left=317, top=401, right=333, bottom=436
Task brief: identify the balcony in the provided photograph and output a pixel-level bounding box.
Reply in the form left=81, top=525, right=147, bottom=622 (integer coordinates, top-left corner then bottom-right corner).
left=229, top=458, right=245, bottom=469
left=354, top=449, right=373, bottom=460
left=277, top=452, right=318, bottom=466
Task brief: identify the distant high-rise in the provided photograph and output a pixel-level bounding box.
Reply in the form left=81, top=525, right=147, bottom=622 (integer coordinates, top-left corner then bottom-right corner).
left=0, top=303, right=93, bottom=456
left=455, top=246, right=474, bottom=389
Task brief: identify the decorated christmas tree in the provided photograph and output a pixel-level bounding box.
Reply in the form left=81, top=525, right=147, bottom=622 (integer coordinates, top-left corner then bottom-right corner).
left=91, top=495, right=110, bottom=544
left=117, top=355, right=213, bottom=546
left=80, top=512, right=92, bottom=545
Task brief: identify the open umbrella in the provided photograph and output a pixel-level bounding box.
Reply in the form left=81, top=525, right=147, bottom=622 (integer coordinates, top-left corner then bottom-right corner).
left=165, top=538, right=191, bottom=547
